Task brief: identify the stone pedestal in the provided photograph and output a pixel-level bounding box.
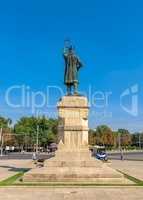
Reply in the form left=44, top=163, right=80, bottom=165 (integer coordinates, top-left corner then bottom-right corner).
left=23, top=96, right=129, bottom=184
left=57, top=95, right=89, bottom=150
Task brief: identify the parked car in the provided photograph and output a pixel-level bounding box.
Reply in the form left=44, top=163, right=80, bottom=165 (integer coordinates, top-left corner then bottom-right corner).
left=91, top=145, right=108, bottom=161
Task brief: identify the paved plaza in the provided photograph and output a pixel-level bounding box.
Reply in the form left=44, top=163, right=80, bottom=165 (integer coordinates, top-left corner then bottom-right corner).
left=1, top=159, right=143, bottom=182
left=0, top=187, right=143, bottom=200
left=0, top=159, right=143, bottom=199
left=110, top=160, right=143, bottom=181
left=0, top=159, right=32, bottom=181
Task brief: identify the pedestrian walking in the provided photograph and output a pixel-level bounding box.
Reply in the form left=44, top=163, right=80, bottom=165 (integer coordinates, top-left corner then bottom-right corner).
left=120, top=149, right=124, bottom=161
left=32, top=152, right=37, bottom=164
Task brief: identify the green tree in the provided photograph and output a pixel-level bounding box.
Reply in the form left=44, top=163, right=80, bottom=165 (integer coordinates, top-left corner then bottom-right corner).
left=0, top=116, right=12, bottom=129
left=14, top=116, right=58, bottom=149
left=96, top=125, right=114, bottom=147
left=131, top=132, right=143, bottom=148
left=112, top=131, right=118, bottom=149
left=118, top=129, right=131, bottom=148
left=88, top=129, right=96, bottom=145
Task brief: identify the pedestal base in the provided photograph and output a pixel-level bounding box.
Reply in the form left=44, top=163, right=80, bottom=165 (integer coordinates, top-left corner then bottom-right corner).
left=23, top=150, right=130, bottom=184
left=23, top=96, right=131, bottom=184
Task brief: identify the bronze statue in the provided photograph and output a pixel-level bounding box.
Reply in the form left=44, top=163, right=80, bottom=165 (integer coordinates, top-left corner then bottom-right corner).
left=63, top=41, right=83, bottom=95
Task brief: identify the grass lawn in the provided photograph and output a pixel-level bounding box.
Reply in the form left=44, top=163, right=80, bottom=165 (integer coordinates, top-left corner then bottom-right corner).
left=0, top=169, right=143, bottom=187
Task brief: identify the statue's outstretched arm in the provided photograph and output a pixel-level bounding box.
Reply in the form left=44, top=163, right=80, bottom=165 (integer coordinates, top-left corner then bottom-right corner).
left=63, top=47, right=68, bottom=57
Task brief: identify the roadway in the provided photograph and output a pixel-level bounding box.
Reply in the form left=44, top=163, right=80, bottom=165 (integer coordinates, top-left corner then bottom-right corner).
left=0, top=152, right=53, bottom=160
left=108, top=151, right=143, bottom=161
left=0, top=151, right=143, bottom=161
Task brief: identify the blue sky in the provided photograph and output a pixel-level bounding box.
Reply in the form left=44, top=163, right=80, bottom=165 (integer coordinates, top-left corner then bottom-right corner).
left=0, top=0, right=143, bottom=132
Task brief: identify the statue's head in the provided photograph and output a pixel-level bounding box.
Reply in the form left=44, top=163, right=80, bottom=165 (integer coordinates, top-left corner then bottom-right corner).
left=68, top=45, right=74, bottom=54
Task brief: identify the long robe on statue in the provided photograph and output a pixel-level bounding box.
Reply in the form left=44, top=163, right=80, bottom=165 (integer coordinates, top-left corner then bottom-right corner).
left=63, top=49, right=82, bottom=86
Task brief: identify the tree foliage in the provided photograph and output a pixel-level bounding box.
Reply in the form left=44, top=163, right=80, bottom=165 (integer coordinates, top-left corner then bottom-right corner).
left=89, top=126, right=132, bottom=149
left=118, top=129, right=132, bottom=147
left=14, top=116, right=58, bottom=148
left=0, top=115, right=143, bottom=150
left=0, top=116, right=12, bottom=129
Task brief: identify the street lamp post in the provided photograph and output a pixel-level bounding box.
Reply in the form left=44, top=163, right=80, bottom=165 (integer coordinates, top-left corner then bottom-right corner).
left=36, top=125, right=39, bottom=154
left=118, top=131, right=121, bottom=151
left=139, top=134, right=141, bottom=149
left=118, top=131, right=123, bottom=160
left=0, top=128, right=3, bottom=156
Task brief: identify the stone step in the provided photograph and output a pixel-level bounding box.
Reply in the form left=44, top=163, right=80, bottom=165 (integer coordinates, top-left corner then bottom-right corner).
left=23, top=166, right=127, bottom=184
left=45, top=160, right=102, bottom=167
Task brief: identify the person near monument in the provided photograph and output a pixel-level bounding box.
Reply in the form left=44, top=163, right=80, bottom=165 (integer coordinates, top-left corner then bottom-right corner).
left=32, top=152, right=37, bottom=164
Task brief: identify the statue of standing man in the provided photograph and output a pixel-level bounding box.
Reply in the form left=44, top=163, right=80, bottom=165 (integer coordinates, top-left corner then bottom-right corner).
left=63, top=40, right=83, bottom=95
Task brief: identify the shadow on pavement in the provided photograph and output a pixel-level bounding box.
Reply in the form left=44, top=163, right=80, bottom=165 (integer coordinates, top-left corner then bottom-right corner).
left=0, top=165, right=30, bottom=172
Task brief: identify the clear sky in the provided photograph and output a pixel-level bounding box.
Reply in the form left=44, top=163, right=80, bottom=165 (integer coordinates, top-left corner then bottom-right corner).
left=0, top=0, right=143, bottom=132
